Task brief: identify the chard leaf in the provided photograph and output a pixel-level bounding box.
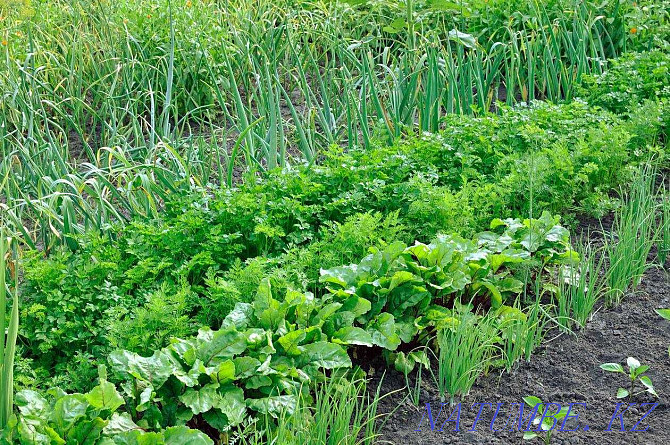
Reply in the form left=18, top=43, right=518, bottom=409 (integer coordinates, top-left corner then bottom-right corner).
left=68, top=417, right=107, bottom=445
left=497, top=277, right=525, bottom=294
left=391, top=285, right=429, bottom=312
left=278, top=330, right=307, bottom=356
left=210, top=360, right=236, bottom=384
left=245, top=375, right=273, bottom=390
left=244, top=328, right=266, bottom=347
left=332, top=326, right=374, bottom=346
left=388, top=271, right=416, bottom=291
left=416, top=305, right=458, bottom=330
left=448, top=270, right=471, bottom=292
left=394, top=319, right=418, bottom=343
left=545, top=225, right=570, bottom=243
left=339, top=295, right=372, bottom=317
left=478, top=231, right=513, bottom=252
left=212, top=385, right=246, bottom=426
left=300, top=342, right=352, bottom=369
left=476, top=281, right=503, bottom=308
left=233, top=357, right=261, bottom=379
left=173, top=360, right=205, bottom=387
left=367, top=313, right=401, bottom=350
left=169, top=338, right=197, bottom=365
left=52, top=394, right=89, bottom=435
left=221, top=303, right=254, bottom=330
left=197, top=327, right=247, bottom=366
left=44, top=427, right=66, bottom=445
left=312, top=302, right=343, bottom=324
left=519, top=229, right=542, bottom=252
left=108, top=350, right=175, bottom=386
left=107, top=430, right=163, bottom=444
left=86, top=380, right=125, bottom=412
left=164, top=426, right=214, bottom=445
left=323, top=311, right=356, bottom=337
left=490, top=218, right=507, bottom=230
left=246, top=395, right=297, bottom=418
left=258, top=304, right=285, bottom=331
left=179, top=384, right=222, bottom=415
left=103, top=413, right=140, bottom=435
left=15, top=390, right=48, bottom=417
left=136, top=386, right=154, bottom=412
left=319, top=265, right=359, bottom=287
left=408, top=350, right=430, bottom=369
left=18, top=418, right=52, bottom=445
left=392, top=352, right=415, bottom=374
left=202, top=410, right=230, bottom=432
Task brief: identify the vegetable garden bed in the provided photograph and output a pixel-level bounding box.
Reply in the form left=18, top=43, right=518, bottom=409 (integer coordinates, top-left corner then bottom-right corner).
left=1, top=0, right=669, bottom=443
left=374, top=218, right=670, bottom=444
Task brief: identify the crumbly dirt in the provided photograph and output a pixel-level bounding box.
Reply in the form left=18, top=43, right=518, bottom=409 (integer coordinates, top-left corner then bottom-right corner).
left=371, top=227, right=670, bottom=444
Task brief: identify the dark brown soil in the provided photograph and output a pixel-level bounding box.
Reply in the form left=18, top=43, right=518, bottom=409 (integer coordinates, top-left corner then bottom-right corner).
left=371, top=253, right=670, bottom=444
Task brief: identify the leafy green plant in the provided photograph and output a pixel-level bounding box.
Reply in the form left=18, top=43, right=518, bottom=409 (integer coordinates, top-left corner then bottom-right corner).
left=11, top=87, right=656, bottom=396
left=0, top=228, right=19, bottom=430
left=600, top=357, right=658, bottom=402
left=0, top=367, right=212, bottom=444
left=321, top=212, right=576, bottom=339
left=19, top=239, right=134, bottom=390
left=20, top=123, right=602, bottom=390
left=31, top=214, right=566, bottom=436
left=522, top=396, right=570, bottom=444
left=107, top=280, right=354, bottom=433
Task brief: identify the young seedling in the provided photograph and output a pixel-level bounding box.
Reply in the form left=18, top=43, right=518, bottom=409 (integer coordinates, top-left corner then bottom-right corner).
left=522, top=396, right=570, bottom=444
left=657, top=309, right=670, bottom=357
left=600, top=357, right=658, bottom=402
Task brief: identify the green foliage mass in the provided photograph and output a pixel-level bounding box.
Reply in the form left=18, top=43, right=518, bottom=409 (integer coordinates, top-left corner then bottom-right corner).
left=578, top=51, right=670, bottom=115
left=16, top=100, right=665, bottom=392
left=0, top=369, right=213, bottom=444
left=1, top=0, right=668, bottom=442
left=5, top=213, right=576, bottom=443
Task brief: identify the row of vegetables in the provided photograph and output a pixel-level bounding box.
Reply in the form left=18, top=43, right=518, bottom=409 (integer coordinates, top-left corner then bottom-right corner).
left=2, top=212, right=576, bottom=443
